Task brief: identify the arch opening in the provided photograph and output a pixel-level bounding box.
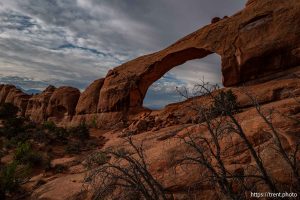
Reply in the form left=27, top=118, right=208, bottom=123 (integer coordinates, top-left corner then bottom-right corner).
left=143, top=53, right=222, bottom=110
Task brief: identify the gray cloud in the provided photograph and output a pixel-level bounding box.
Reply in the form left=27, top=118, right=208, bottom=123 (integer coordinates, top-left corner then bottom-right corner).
left=0, top=0, right=246, bottom=107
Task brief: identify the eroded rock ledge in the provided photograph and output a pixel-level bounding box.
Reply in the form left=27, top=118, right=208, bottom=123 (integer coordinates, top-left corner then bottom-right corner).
left=0, top=0, right=300, bottom=126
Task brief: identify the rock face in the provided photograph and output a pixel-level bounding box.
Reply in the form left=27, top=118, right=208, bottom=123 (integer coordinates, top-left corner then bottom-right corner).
left=76, top=78, right=104, bottom=115
left=5, top=87, right=31, bottom=116
left=0, top=0, right=299, bottom=125
left=0, top=85, right=31, bottom=115
left=46, top=87, right=80, bottom=121
left=26, top=86, right=56, bottom=122
left=0, top=85, right=16, bottom=104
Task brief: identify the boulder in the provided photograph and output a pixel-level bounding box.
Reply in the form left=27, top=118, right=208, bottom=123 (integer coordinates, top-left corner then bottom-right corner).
left=31, top=174, right=88, bottom=200
left=4, top=86, right=31, bottom=116
left=76, top=78, right=104, bottom=115
left=26, top=85, right=56, bottom=122
left=46, top=87, right=80, bottom=120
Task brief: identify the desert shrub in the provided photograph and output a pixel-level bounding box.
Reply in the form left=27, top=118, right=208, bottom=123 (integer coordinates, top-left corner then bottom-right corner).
left=42, top=121, right=57, bottom=131
left=49, top=127, right=69, bottom=144
left=0, top=162, right=29, bottom=199
left=87, top=137, right=168, bottom=200
left=211, top=89, right=239, bottom=115
left=84, top=152, right=109, bottom=169
left=91, top=116, right=98, bottom=128
left=53, top=164, right=67, bottom=173
left=0, top=103, right=18, bottom=119
left=69, top=123, right=90, bottom=140
left=30, top=129, right=49, bottom=144
left=85, top=140, right=99, bottom=151
left=178, top=82, right=281, bottom=198
left=2, top=138, right=17, bottom=149
left=0, top=117, right=25, bottom=139
left=14, top=142, right=43, bottom=167
left=65, top=142, right=81, bottom=154
left=0, top=162, right=19, bottom=198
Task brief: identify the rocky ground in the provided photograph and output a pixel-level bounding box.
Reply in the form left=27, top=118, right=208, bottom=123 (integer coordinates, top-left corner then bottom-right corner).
left=0, top=76, right=299, bottom=200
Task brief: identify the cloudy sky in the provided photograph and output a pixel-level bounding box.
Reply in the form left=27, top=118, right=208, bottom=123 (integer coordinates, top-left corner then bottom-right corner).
left=0, top=0, right=246, bottom=109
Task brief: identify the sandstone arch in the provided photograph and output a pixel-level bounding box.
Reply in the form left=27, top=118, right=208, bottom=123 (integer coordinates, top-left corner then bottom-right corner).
left=98, top=48, right=216, bottom=112
left=143, top=53, right=222, bottom=109
left=98, top=0, right=300, bottom=113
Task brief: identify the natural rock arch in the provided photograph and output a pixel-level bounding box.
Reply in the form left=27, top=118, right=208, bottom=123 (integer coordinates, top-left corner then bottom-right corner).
left=143, top=53, right=222, bottom=109
left=98, top=0, right=300, bottom=113
left=98, top=48, right=216, bottom=113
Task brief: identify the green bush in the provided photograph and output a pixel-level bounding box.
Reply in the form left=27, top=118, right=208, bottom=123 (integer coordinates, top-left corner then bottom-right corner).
left=0, top=117, right=25, bottom=139
left=14, top=142, right=43, bottom=167
left=69, top=123, right=90, bottom=140
left=0, top=162, right=29, bottom=199
left=0, top=162, right=18, bottom=198
left=53, top=127, right=69, bottom=142
left=2, top=136, right=29, bottom=150
left=65, top=142, right=81, bottom=154
left=0, top=103, right=18, bottom=119
left=0, top=162, right=30, bottom=199
left=91, top=116, right=98, bottom=128
left=42, top=121, right=57, bottom=131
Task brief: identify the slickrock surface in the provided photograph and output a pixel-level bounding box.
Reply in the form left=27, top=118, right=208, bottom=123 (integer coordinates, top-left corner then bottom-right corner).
left=0, top=0, right=299, bottom=123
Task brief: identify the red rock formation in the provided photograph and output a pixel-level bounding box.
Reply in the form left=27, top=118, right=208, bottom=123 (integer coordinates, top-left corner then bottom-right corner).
left=0, top=85, right=31, bottom=116
left=25, top=86, right=56, bottom=122
left=5, top=87, right=31, bottom=116
left=0, top=0, right=299, bottom=125
left=98, top=0, right=300, bottom=112
left=0, top=85, right=16, bottom=104
left=76, top=78, right=104, bottom=115
left=46, top=87, right=80, bottom=121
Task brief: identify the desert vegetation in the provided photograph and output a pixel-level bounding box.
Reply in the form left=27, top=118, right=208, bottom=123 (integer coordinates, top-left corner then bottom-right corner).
left=86, top=136, right=171, bottom=200
left=176, top=82, right=299, bottom=198
left=0, top=103, right=100, bottom=199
